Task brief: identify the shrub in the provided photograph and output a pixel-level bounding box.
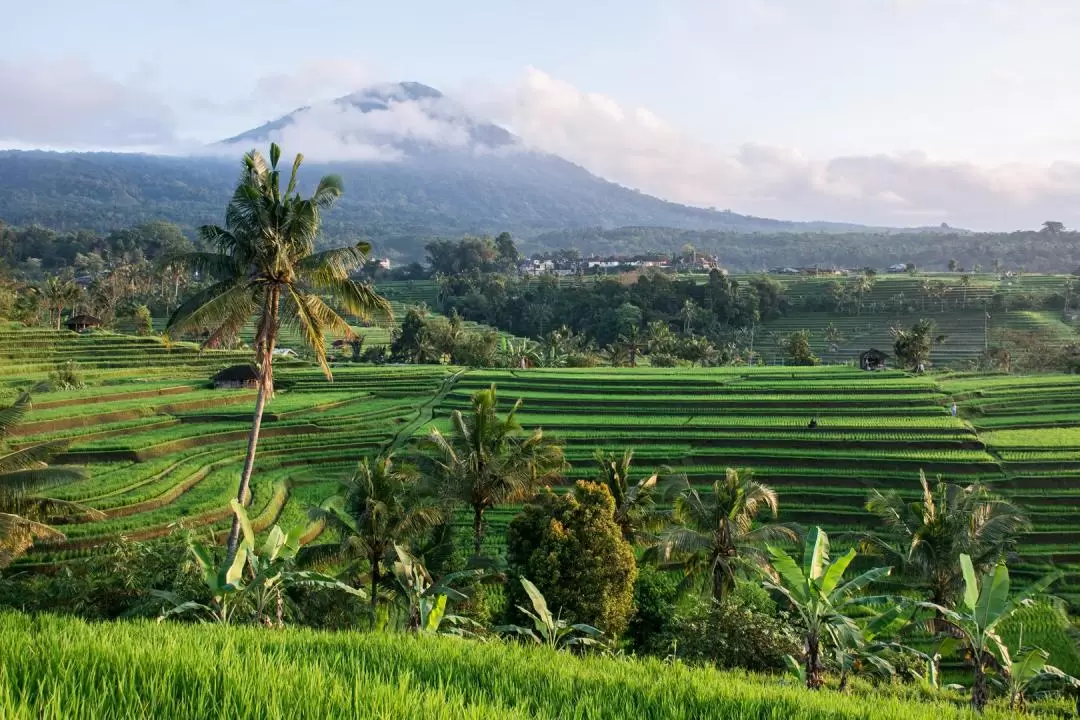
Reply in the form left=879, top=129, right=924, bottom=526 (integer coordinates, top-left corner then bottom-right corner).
left=647, top=353, right=679, bottom=368
left=133, top=305, right=153, bottom=336
left=627, top=564, right=680, bottom=654
left=566, top=352, right=602, bottom=368
left=506, top=481, right=637, bottom=637
left=664, top=582, right=801, bottom=673
left=49, top=360, right=85, bottom=390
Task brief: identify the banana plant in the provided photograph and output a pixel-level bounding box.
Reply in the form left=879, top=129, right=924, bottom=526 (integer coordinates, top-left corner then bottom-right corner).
left=495, top=577, right=605, bottom=651
left=154, top=500, right=364, bottom=626
left=762, top=526, right=892, bottom=689
left=997, top=627, right=1080, bottom=713
left=918, top=553, right=1061, bottom=712
left=390, top=544, right=483, bottom=635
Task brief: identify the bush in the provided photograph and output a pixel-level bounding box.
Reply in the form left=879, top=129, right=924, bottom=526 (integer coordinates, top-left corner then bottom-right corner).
left=0, top=532, right=203, bottom=619
left=48, top=360, right=85, bottom=390
left=506, top=481, right=637, bottom=637
left=359, top=346, right=389, bottom=364
left=627, top=564, right=680, bottom=654
left=665, top=582, right=801, bottom=672
left=566, top=352, right=602, bottom=368
left=133, top=305, right=153, bottom=336
left=647, top=352, right=679, bottom=367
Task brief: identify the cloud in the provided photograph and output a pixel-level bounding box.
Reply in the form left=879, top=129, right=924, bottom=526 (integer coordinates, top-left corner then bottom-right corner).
left=215, top=89, right=485, bottom=162
left=0, top=58, right=176, bottom=149
left=462, top=67, right=1080, bottom=229
left=252, top=60, right=378, bottom=110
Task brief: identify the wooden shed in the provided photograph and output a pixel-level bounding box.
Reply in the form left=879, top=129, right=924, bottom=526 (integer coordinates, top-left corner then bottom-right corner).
left=212, top=364, right=260, bottom=390
left=66, top=314, right=102, bottom=333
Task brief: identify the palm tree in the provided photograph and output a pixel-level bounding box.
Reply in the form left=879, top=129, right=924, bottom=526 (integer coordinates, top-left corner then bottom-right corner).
left=39, top=277, right=81, bottom=330
left=593, top=448, right=660, bottom=543
left=311, top=453, right=443, bottom=613
left=165, top=144, right=391, bottom=558
left=0, top=390, right=96, bottom=568
left=862, top=470, right=1029, bottom=607
left=425, top=384, right=564, bottom=556
left=650, top=468, right=797, bottom=601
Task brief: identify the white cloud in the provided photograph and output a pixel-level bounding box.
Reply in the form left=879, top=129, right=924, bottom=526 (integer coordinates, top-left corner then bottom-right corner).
left=0, top=58, right=176, bottom=149
left=252, top=60, right=378, bottom=110
left=461, top=67, right=1080, bottom=229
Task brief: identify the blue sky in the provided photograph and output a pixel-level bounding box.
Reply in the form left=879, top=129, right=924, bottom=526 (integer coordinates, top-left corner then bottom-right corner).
left=4, top=0, right=1080, bottom=228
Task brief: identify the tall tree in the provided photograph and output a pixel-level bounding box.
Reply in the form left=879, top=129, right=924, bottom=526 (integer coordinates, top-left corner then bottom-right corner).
left=0, top=390, right=96, bottom=568
left=650, top=468, right=797, bottom=601
left=863, top=471, right=1029, bottom=607
left=39, top=277, right=81, bottom=330
left=891, top=318, right=945, bottom=371
left=1042, top=220, right=1065, bottom=235
left=425, top=384, right=564, bottom=556
left=311, top=453, right=443, bottom=613
left=165, top=143, right=391, bottom=557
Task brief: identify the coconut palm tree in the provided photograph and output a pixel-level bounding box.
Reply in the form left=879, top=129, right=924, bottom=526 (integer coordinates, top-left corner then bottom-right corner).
left=649, top=468, right=798, bottom=601
left=863, top=471, right=1028, bottom=608
left=425, top=384, right=564, bottom=556
left=39, top=277, right=82, bottom=330
left=593, top=448, right=661, bottom=543
left=0, top=390, right=96, bottom=568
left=165, top=143, right=391, bottom=558
left=310, top=453, right=443, bottom=613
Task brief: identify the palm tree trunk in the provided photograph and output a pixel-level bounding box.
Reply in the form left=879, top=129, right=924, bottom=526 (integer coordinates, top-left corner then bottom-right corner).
left=224, top=289, right=280, bottom=559
left=370, top=548, right=381, bottom=614
left=225, top=377, right=269, bottom=557
left=473, top=505, right=485, bottom=557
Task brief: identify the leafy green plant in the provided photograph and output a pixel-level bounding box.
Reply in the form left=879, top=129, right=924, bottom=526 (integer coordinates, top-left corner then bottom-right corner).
left=918, top=554, right=1061, bottom=712
left=863, top=471, right=1028, bottom=608
left=425, top=384, right=564, bottom=556
left=762, top=527, right=892, bottom=689
left=310, top=453, right=443, bottom=615
left=592, top=448, right=661, bottom=543
left=49, top=360, right=85, bottom=390
left=0, top=389, right=92, bottom=568
left=154, top=500, right=363, bottom=625
left=651, top=468, right=797, bottom=601
left=495, top=577, right=605, bottom=651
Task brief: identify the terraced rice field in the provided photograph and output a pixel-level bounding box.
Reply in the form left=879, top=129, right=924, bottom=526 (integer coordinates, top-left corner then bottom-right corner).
left=4, top=324, right=1080, bottom=606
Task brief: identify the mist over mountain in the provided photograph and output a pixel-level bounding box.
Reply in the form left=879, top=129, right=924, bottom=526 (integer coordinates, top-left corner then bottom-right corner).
left=0, top=81, right=954, bottom=264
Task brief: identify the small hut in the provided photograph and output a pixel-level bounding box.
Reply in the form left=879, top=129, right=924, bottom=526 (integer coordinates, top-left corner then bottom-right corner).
left=66, top=314, right=102, bottom=333
left=859, top=348, right=888, bottom=371
left=212, top=364, right=259, bottom=390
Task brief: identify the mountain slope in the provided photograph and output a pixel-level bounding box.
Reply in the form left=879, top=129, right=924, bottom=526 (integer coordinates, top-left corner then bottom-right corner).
left=0, top=81, right=885, bottom=257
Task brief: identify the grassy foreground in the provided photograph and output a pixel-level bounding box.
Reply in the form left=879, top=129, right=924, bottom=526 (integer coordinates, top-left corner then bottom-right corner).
left=0, top=613, right=1027, bottom=719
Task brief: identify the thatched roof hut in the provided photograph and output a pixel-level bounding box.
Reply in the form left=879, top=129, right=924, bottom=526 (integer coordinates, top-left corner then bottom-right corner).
left=212, top=364, right=259, bottom=390
left=66, top=314, right=102, bottom=333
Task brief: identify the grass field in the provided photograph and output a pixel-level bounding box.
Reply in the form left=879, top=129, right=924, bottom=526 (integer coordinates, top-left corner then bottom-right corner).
left=0, top=611, right=1044, bottom=719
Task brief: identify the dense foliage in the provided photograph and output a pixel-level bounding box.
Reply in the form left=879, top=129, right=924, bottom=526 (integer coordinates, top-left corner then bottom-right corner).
left=506, top=482, right=637, bottom=636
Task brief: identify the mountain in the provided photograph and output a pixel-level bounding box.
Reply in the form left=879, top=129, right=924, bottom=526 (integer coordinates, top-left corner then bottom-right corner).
left=0, top=81, right=898, bottom=260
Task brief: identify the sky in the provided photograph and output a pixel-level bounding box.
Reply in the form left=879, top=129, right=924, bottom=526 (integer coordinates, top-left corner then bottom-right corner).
left=4, top=0, right=1080, bottom=230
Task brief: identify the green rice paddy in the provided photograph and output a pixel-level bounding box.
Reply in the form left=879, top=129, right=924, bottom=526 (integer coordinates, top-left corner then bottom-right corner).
left=3, top=323, right=1080, bottom=606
